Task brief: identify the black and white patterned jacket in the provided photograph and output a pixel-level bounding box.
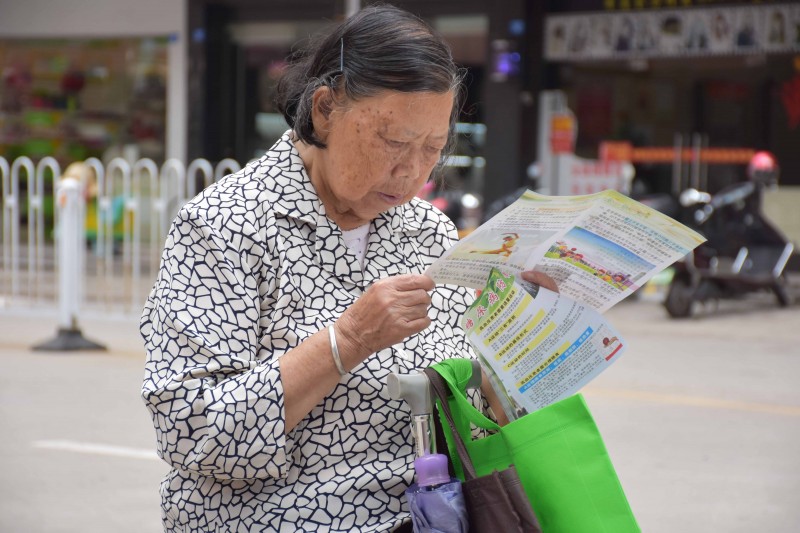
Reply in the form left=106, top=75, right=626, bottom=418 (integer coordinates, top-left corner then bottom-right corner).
left=141, top=132, right=474, bottom=532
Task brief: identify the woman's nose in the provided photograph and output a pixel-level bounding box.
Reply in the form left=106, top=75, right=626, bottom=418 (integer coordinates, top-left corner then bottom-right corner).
left=392, top=147, right=422, bottom=180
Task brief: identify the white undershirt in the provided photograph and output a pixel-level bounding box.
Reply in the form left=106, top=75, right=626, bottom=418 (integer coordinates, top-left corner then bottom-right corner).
left=341, top=223, right=371, bottom=268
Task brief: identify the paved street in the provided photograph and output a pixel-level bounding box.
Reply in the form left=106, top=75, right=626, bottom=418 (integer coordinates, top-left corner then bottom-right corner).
left=1, top=294, right=799, bottom=533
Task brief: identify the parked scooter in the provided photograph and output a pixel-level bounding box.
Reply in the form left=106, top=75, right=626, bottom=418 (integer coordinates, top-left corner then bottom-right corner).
left=664, top=152, right=795, bottom=318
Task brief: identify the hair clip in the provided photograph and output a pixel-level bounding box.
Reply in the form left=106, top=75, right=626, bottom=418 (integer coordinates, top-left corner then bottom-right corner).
left=339, top=37, right=344, bottom=73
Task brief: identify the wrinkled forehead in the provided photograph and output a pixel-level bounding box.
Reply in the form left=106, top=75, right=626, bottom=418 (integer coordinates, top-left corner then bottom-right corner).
left=347, top=90, right=453, bottom=136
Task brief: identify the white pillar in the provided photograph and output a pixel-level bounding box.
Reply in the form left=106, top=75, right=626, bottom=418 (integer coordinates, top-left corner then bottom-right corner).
left=58, top=179, right=81, bottom=329
left=33, top=178, right=105, bottom=351
left=166, top=30, right=188, bottom=162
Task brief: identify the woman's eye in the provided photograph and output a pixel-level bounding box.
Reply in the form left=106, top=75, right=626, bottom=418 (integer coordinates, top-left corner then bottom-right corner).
left=385, top=138, right=405, bottom=149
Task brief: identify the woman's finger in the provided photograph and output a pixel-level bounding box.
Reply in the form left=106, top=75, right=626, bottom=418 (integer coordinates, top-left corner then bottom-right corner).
left=391, top=273, right=435, bottom=292
left=520, top=270, right=559, bottom=293
left=399, top=288, right=433, bottom=307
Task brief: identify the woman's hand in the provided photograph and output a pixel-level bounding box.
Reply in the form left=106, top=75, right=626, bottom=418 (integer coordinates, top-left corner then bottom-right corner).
left=335, top=274, right=435, bottom=365
left=520, top=270, right=559, bottom=293
left=280, top=273, right=434, bottom=432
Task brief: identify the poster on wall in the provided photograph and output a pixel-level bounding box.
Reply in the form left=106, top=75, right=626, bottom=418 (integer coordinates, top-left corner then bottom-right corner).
left=706, top=10, right=735, bottom=53
left=545, top=4, right=800, bottom=61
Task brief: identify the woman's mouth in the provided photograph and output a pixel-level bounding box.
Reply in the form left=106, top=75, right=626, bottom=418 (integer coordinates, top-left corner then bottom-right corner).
left=378, top=192, right=404, bottom=205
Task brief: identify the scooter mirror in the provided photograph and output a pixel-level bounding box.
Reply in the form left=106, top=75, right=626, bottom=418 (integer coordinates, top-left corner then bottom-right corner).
left=680, top=188, right=712, bottom=207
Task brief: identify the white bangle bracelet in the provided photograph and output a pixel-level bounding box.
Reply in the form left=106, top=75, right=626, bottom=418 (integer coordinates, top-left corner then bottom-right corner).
left=328, top=325, right=347, bottom=377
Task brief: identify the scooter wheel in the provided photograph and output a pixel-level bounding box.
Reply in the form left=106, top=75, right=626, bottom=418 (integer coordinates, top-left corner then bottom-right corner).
left=665, top=276, right=695, bottom=318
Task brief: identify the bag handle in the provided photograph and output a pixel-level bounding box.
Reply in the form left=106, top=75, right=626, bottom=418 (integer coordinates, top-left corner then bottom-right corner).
left=431, top=410, right=457, bottom=480
left=424, top=367, right=481, bottom=481
left=431, top=361, right=501, bottom=433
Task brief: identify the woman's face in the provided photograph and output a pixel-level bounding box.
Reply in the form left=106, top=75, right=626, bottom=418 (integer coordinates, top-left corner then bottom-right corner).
left=311, top=89, right=454, bottom=229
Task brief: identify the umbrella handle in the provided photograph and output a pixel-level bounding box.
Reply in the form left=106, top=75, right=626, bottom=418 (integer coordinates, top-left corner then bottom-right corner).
left=387, top=371, right=431, bottom=416
left=388, top=372, right=433, bottom=457
left=387, top=360, right=483, bottom=457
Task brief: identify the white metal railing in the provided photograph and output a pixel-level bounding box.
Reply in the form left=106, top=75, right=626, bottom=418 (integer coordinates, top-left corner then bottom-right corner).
left=0, top=155, right=241, bottom=317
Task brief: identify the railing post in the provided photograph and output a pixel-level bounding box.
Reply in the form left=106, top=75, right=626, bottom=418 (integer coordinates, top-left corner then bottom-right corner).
left=132, top=158, right=159, bottom=288
left=104, top=158, right=132, bottom=310
left=82, top=158, right=105, bottom=307
left=131, top=159, right=157, bottom=313
left=186, top=158, right=213, bottom=200
left=11, top=157, right=34, bottom=300
left=138, top=158, right=162, bottom=279
left=214, top=158, right=241, bottom=182
left=35, top=157, right=60, bottom=303
left=159, top=158, right=186, bottom=240
left=0, top=156, right=11, bottom=301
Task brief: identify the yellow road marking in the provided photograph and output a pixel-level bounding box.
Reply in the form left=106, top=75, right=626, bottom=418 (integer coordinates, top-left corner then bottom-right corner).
left=582, top=387, right=800, bottom=417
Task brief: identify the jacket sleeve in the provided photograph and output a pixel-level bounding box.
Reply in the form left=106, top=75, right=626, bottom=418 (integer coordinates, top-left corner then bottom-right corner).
left=140, top=206, right=290, bottom=481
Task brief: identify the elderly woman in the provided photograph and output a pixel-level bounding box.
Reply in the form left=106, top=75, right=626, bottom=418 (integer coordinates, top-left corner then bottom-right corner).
left=141, top=5, right=553, bottom=532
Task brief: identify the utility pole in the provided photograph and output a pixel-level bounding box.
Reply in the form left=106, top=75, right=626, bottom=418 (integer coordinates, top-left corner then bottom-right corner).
left=345, top=0, right=360, bottom=18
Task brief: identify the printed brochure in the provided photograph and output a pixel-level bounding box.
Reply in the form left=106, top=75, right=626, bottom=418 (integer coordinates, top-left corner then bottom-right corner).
left=426, top=189, right=705, bottom=416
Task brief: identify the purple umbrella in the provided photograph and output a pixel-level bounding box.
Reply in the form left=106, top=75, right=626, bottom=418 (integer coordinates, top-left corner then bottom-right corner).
left=405, top=453, right=469, bottom=533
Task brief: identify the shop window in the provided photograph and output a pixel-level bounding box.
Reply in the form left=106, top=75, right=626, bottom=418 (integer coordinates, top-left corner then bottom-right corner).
left=0, top=37, right=168, bottom=164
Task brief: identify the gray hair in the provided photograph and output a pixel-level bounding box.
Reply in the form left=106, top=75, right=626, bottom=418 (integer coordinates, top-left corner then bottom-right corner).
left=275, top=4, right=465, bottom=163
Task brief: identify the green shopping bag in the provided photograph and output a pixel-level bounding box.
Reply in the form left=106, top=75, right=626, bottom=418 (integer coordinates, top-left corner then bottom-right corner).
left=432, top=358, right=640, bottom=533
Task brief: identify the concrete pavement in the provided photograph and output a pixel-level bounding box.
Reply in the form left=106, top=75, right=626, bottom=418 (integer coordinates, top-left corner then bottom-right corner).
left=1, top=296, right=799, bottom=532
left=0, top=308, right=165, bottom=533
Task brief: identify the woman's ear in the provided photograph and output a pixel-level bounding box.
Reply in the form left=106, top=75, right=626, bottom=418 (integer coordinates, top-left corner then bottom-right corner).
left=310, top=86, right=336, bottom=142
